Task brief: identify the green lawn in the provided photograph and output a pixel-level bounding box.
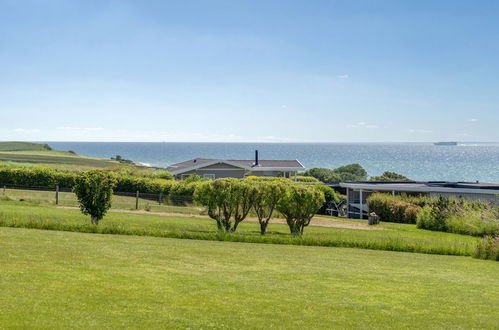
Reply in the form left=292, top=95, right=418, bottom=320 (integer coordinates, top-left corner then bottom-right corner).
left=0, top=200, right=478, bottom=256
left=1, top=188, right=203, bottom=215
left=0, top=227, right=497, bottom=329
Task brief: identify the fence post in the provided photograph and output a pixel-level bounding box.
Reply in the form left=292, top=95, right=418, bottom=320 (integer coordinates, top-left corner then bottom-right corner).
left=55, top=185, right=59, bottom=205
left=3, top=185, right=5, bottom=195
left=135, top=191, right=139, bottom=210
left=159, top=192, right=162, bottom=205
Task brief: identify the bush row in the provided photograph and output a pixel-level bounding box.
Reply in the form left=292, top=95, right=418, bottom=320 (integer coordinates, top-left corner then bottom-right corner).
left=367, top=193, right=499, bottom=237
left=0, top=167, right=183, bottom=196
left=416, top=197, right=499, bottom=237
left=367, top=193, right=421, bottom=224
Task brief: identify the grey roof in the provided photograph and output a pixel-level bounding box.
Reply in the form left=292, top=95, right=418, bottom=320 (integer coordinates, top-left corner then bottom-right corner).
left=230, top=159, right=304, bottom=169
left=166, top=158, right=304, bottom=174
left=166, top=158, right=214, bottom=172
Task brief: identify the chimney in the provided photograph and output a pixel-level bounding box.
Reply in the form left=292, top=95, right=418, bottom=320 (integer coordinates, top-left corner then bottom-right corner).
left=255, top=150, right=259, bottom=166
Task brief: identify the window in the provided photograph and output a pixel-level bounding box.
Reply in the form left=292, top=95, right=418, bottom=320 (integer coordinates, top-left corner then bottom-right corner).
left=203, top=174, right=216, bottom=179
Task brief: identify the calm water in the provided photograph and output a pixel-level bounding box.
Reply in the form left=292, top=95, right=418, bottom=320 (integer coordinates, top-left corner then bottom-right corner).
left=47, top=142, right=499, bottom=183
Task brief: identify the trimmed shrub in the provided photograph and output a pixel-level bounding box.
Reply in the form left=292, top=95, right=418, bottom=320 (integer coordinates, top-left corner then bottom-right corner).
left=114, top=176, right=174, bottom=195
left=277, top=184, right=325, bottom=235
left=367, top=193, right=421, bottom=223
left=73, top=170, right=117, bottom=224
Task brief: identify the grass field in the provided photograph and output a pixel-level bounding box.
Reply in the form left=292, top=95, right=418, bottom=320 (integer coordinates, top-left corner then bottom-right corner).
left=0, top=141, right=52, bottom=152
left=0, top=141, right=119, bottom=168
left=1, top=188, right=203, bottom=214
left=0, top=200, right=478, bottom=256
left=0, top=227, right=498, bottom=329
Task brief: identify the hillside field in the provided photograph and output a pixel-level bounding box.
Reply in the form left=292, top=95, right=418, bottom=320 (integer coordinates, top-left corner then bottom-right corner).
left=0, top=142, right=119, bottom=168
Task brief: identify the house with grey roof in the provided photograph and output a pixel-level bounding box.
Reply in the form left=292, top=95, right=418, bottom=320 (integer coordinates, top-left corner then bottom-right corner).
left=167, top=150, right=304, bottom=180
left=340, top=181, right=499, bottom=219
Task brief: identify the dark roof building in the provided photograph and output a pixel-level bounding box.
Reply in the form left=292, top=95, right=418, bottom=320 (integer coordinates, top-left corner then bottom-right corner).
left=340, top=181, right=499, bottom=219
left=167, top=151, right=304, bottom=180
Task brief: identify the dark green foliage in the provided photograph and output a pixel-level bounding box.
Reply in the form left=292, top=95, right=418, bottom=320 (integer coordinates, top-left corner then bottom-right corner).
left=302, top=163, right=367, bottom=184
left=367, top=193, right=422, bottom=224
left=73, top=171, right=117, bottom=224
left=111, top=155, right=134, bottom=164
left=370, top=171, right=411, bottom=182
left=301, top=168, right=341, bottom=184
left=333, top=163, right=367, bottom=179
left=313, top=185, right=340, bottom=215
left=473, top=236, right=499, bottom=261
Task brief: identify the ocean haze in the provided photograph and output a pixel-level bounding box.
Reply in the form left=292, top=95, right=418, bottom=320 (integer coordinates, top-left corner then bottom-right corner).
left=46, top=142, right=499, bottom=183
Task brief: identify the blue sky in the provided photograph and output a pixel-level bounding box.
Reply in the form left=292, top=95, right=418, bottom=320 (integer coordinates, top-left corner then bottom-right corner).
left=1, top=0, right=498, bottom=142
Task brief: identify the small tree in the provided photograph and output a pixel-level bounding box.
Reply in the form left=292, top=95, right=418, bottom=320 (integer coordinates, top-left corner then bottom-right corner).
left=194, top=178, right=256, bottom=232
left=194, top=178, right=236, bottom=231
left=231, top=180, right=257, bottom=232
left=73, top=170, right=117, bottom=225
left=277, top=184, right=325, bottom=235
left=253, top=181, right=286, bottom=235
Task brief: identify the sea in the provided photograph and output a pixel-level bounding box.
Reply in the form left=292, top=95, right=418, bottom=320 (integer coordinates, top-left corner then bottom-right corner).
left=47, top=142, right=499, bottom=183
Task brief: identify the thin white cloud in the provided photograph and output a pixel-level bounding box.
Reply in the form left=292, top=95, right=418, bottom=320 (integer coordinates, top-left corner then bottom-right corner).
left=455, top=133, right=472, bottom=137
left=346, top=122, right=378, bottom=129
left=13, top=128, right=41, bottom=133
left=338, top=74, right=349, bottom=79
left=56, top=127, right=103, bottom=131
left=467, top=118, right=478, bottom=122
left=408, top=129, right=432, bottom=134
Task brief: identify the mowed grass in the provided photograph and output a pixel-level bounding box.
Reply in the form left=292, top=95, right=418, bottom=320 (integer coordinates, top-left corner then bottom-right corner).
left=0, top=227, right=498, bottom=329
left=0, top=200, right=478, bottom=256
left=1, top=188, right=204, bottom=215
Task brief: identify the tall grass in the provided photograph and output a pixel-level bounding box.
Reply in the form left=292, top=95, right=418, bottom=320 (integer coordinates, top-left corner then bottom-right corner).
left=0, top=208, right=475, bottom=256
left=472, top=236, right=499, bottom=261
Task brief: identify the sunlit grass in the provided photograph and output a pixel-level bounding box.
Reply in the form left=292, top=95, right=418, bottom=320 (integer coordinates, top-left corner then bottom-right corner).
left=0, top=227, right=497, bottom=329
left=0, top=200, right=477, bottom=256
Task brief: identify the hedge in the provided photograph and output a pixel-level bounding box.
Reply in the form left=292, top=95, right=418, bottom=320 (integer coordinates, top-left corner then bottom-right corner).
left=367, top=193, right=422, bottom=224
left=0, top=167, right=177, bottom=196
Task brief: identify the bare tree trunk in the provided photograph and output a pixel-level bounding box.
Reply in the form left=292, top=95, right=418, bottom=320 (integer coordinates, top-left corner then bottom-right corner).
left=91, top=216, right=99, bottom=225
left=216, top=220, right=223, bottom=231
left=231, top=220, right=242, bottom=232
left=259, top=221, right=268, bottom=235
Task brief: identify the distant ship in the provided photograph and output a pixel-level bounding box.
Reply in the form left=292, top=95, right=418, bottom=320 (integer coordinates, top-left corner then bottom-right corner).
left=434, top=142, right=458, bottom=146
